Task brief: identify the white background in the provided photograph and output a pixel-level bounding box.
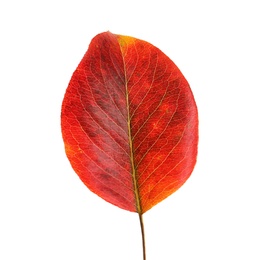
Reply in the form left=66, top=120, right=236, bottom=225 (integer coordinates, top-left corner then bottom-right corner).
left=1, top=1, right=261, bottom=259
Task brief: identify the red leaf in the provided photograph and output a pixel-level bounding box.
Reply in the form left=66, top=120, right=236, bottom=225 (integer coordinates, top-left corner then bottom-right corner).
left=61, top=32, right=198, bottom=214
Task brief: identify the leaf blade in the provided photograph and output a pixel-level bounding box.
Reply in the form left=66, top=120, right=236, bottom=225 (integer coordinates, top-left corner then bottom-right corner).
left=61, top=31, right=198, bottom=213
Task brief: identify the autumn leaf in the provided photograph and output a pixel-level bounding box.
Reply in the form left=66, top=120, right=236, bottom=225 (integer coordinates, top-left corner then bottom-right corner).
left=61, top=31, right=198, bottom=259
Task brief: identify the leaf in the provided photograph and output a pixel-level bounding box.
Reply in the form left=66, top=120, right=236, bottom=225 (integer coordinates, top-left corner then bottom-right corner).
left=61, top=31, right=198, bottom=214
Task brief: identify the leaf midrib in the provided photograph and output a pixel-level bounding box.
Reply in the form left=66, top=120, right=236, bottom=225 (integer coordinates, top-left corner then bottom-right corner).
left=118, top=38, right=142, bottom=214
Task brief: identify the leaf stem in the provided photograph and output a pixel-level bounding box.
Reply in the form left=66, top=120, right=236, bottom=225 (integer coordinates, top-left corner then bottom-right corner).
left=139, top=213, right=146, bottom=260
